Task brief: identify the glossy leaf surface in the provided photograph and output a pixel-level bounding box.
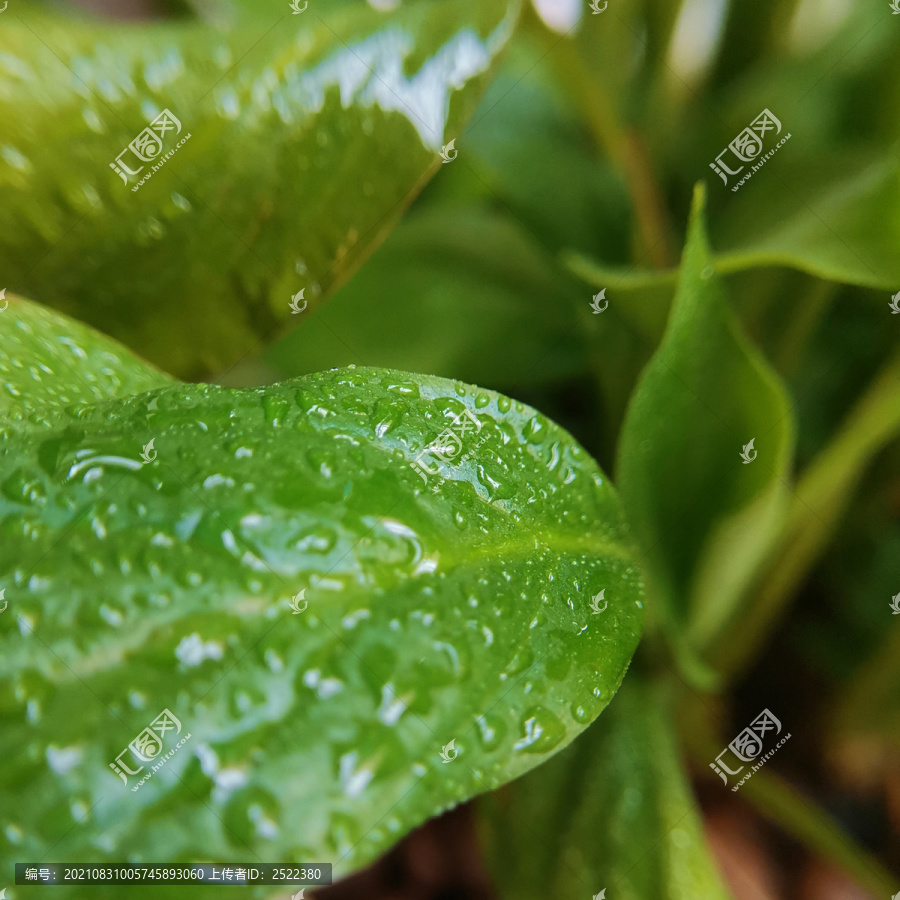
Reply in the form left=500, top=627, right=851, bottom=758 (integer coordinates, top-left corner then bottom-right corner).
left=0, top=297, right=643, bottom=895
left=0, top=0, right=518, bottom=378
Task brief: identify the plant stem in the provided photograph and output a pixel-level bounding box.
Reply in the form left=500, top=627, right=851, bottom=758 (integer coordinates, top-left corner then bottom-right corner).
left=710, top=347, right=900, bottom=678
left=681, top=706, right=897, bottom=897
left=524, top=11, right=675, bottom=268
left=710, top=0, right=803, bottom=88
left=772, top=277, right=837, bottom=378
left=727, top=763, right=896, bottom=895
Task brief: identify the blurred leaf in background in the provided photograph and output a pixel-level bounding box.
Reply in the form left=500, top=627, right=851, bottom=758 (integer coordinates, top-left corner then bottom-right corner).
left=482, top=674, right=732, bottom=900
left=616, top=186, right=793, bottom=681
left=0, top=0, right=519, bottom=378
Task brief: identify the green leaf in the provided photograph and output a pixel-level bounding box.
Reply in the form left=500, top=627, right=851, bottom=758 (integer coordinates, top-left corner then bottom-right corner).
left=709, top=0, right=799, bottom=87
left=0, top=0, right=518, bottom=378
left=0, top=293, right=173, bottom=420
left=457, top=31, right=634, bottom=262
left=714, top=156, right=900, bottom=290
left=568, top=154, right=900, bottom=293
left=263, top=203, right=588, bottom=388
left=481, top=674, right=733, bottom=900
left=713, top=346, right=900, bottom=678
left=0, top=297, right=643, bottom=894
left=616, top=184, right=793, bottom=680
left=565, top=252, right=677, bottom=293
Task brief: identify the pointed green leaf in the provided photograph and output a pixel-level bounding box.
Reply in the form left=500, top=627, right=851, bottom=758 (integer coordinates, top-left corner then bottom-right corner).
left=0, top=297, right=642, bottom=894
left=714, top=346, right=900, bottom=677
left=481, top=674, right=733, bottom=900
left=568, top=155, right=900, bottom=293
left=714, top=156, right=900, bottom=290
left=616, top=184, right=793, bottom=677
left=0, top=0, right=518, bottom=378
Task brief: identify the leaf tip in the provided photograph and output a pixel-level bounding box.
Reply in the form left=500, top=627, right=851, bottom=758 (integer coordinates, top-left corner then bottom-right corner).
left=689, top=181, right=708, bottom=227
left=681, top=181, right=713, bottom=267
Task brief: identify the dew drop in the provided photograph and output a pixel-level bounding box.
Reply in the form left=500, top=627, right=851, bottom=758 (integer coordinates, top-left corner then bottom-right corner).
left=513, top=707, right=566, bottom=753
left=474, top=712, right=505, bottom=751
left=570, top=702, right=591, bottom=723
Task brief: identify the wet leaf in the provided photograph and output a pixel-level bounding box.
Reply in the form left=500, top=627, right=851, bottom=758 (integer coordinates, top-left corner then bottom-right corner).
left=481, top=674, right=733, bottom=900
left=616, top=184, right=793, bottom=680
left=0, top=297, right=643, bottom=895
left=0, top=0, right=518, bottom=378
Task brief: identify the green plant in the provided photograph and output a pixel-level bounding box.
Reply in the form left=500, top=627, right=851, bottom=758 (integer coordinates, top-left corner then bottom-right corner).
left=2, top=0, right=899, bottom=897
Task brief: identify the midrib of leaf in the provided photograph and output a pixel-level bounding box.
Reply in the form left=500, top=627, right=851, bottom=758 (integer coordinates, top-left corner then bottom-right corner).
left=9, top=524, right=637, bottom=683
left=446, top=531, right=638, bottom=569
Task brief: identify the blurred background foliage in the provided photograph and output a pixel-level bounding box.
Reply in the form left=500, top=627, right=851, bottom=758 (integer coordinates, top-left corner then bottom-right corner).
left=4, top=0, right=900, bottom=896
left=219, top=0, right=900, bottom=893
